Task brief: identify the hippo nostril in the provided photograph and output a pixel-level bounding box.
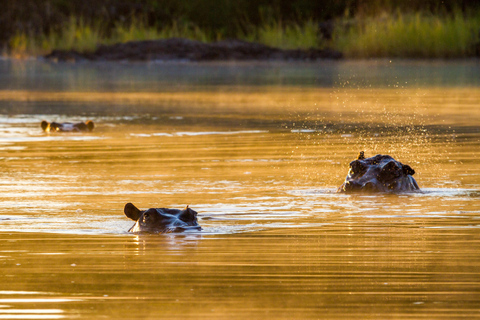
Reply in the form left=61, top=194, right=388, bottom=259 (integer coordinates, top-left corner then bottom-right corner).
left=143, top=212, right=150, bottom=222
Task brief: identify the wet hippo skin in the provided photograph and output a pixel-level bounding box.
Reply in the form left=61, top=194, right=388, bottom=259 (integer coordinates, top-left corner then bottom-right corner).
left=338, top=151, right=420, bottom=193
left=124, top=203, right=201, bottom=233
left=41, top=120, right=95, bottom=132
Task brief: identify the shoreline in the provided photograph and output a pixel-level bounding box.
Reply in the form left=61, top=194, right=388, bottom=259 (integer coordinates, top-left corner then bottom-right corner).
left=3, top=55, right=480, bottom=65
left=43, top=38, right=343, bottom=62
left=4, top=41, right=479, bottom=63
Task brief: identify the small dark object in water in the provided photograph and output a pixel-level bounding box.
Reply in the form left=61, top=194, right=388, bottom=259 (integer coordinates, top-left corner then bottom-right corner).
left=337, top=151, right=420, bottom=193
left=41, top=120, right=95, bottom=132
left=124, top=203, right=201, bottom=233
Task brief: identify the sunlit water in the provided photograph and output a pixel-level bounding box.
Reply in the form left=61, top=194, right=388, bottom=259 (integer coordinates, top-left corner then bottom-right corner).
left=0, top=59, right=479, bottom=319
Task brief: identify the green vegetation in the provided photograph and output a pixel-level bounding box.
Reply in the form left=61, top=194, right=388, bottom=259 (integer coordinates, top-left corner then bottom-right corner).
left=6, top=9, right=480, bottom=59
left=242, top=19, right=323, bottom=50
left=335, top=11, right=480, bottom=58
left=8, top=17, right=326, bottom=57
left=9, top=17, right=104, bottom=56
left=112, top=20, right=213, bottom=44
left=8, top=18, right=215, bottom=57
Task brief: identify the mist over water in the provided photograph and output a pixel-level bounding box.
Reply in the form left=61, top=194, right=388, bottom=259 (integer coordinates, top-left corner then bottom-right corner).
left=0, top=59, right=479, bottom=319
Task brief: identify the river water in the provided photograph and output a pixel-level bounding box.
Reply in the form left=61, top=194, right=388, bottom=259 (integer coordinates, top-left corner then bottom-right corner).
left=0, top=59, right=479, bottom=319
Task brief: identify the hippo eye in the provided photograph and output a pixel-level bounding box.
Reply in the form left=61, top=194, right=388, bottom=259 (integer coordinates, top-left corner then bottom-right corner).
left=349, top=160, right=366, bottom=175
left=379, top=161, right=400, bottom=181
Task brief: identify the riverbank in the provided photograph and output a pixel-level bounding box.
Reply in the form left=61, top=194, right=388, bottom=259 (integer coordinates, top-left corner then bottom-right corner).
left=44, top=38, right=342, bottom=62
left=5, top=11, right=480, bottom=60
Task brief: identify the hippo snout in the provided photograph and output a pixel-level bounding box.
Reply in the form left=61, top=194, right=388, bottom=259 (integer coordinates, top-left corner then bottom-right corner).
left=342, top=180, right=379, bottom=192
left=343, top=181, right=360, bottom=192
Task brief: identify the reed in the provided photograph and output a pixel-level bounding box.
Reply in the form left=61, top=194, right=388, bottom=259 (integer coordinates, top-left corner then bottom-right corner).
left=9, top=17, right=104, bottom=57
left=110, top=19, right=213, bottom=44
left=335, top=11, right=480, bottom=58
left=242, top=19, right=324, bottom=49
left=8, top=18, right=215, bottom=57
left=6, top=10, right=480, bottom=59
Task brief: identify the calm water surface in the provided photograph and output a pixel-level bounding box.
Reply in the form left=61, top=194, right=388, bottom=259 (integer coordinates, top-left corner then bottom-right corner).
left=0, top=59, right=479, bottom=319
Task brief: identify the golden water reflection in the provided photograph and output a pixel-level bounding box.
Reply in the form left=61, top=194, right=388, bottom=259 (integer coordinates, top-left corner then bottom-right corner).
left=1, top=87, right=479, bottom=127
left=0, top=63, right=479, bottom=318
left=0, top=123, right=478, bottom=319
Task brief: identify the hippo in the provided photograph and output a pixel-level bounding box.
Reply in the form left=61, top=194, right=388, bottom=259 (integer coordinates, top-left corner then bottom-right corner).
left=337, top=151, right=420, bottom=193
left=41, top=120, right=95, bottom=132
left=124, top=203, right=201, bottom=233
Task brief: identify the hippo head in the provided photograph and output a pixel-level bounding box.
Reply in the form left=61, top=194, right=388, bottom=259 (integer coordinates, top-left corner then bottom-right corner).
left=337, top=151, right=420, bottom=193
left=124, top=203, right=200, bottom=233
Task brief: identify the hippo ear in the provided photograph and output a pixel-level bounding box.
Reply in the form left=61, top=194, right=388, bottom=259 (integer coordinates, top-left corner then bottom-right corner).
left=184, top=205, right=197, bottom=216
left=402, top=165, right=415, bottom=176
left=178, top=205, right=198, bottom=223
left=124, top=203, right=143, bottom=221
left=357, top=151, right=365, bottom=160
left=41, top=121, right=49, bottom=131
left=86, top=120, right=95, bottom=131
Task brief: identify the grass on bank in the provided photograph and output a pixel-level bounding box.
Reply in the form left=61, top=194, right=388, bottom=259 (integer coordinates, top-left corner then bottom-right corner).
left=7, top=17, right=326, bottom=57
left=112, top=19, right=214, bottom=44
left=241, top=19, right=323, bottom=50
left=335, top=11, right=480, bottom=58
left=8, top=18, right=215, bottom=57
left=9, top=17, right=103, bottom=56
left=7, top=11, right=480, bottom=58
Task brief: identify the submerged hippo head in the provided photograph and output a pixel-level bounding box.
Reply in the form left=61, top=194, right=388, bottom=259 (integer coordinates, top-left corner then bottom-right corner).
left=124, top=203, right=201, bottom=233
left=337, top=151, right=420, bottom=193
left=41, top=120, right=95, bottom=132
